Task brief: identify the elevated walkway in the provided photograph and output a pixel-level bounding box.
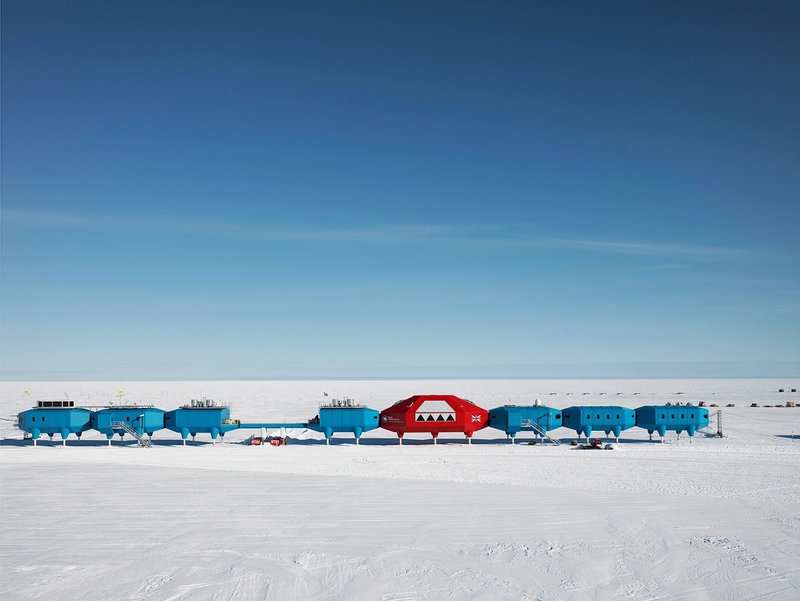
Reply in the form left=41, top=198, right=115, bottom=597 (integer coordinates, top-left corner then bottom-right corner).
left=237, top=422, right=308, bottom=430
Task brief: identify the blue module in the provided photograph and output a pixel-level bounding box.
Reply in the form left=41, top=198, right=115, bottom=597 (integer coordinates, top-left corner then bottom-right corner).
left=164, top=399, right=239, bottom=444
left=90, top=406, right=165, bottom=443
left=17, top=401, right=92, bottom=445
left=488, top=405, right=562, bottom=441
left=306, top=399, right=380, bottom=444
left=635, top=405, right=709, bottom=440
left=562, top=406, right=636, bottom=440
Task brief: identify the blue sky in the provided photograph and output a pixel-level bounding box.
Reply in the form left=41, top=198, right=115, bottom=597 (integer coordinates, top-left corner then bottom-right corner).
left=2, top=1, right=798, bottom=380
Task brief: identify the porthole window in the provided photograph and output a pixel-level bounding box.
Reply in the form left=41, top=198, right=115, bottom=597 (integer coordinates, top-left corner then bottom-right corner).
left=671, top=414, right=675, bottom=419
left=555, top=414, right=561, bottom=419
left=32, top=416, right=36, bottom=422
left=690, top=414, right=694, bottom=418
left=596, top=414, right=600, bottom=420
left=661, top=414, right=665, bottom=419
left=606, top=414, right=610, bottom=420
left=42, top=417, right=46, bottom=422
left=616, top=414, right=620, bottom=419
left=681, top=414, right=685, bottom=419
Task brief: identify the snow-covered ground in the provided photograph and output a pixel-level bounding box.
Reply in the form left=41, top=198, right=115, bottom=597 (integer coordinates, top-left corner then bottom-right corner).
left=1, top=379, right=799, bottom=601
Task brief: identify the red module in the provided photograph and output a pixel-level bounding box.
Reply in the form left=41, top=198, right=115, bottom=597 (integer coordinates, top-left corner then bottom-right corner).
left=379, top=395, right=489, bottom=444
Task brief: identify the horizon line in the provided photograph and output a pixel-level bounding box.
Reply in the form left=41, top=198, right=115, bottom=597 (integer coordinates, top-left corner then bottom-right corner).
left=3, top=375, right=798, bottom=384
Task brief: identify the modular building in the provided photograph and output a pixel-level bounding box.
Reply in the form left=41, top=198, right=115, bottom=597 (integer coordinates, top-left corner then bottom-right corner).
left=17, top=401, right=92, bottom=445
left=380, top=394, right=488, bottom=443
left=90, top=406, right=165, bottom=443
left=488, top=405, right=562, bottom=441
left=164, top=399, right=239, bottom=443
left=562, top=406, right=636, bottom=440
left=635, top=405, right=709, bottom=439
left=306, top=398, right=380, bottom=444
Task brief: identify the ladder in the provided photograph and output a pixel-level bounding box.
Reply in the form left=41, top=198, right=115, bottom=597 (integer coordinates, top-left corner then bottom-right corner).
left=520, top=419, right=561, bottom=445
left=111, top=421, right=152, bottom=447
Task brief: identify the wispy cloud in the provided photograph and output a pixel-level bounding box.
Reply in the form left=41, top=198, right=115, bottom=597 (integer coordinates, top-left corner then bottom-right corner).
left=519, top=236, right=756, bottom=261
left=1, top=208, right=495, bottom=242
left=2, top=208, right=759, bottom=262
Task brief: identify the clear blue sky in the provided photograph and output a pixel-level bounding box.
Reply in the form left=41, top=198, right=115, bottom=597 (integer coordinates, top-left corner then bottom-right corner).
left=2, top=1, right=798, bottom=380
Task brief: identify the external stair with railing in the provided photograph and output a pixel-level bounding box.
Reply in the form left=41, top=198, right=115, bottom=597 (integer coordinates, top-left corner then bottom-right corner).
left=519, top=418, right=561, bottom=445
left=111, top=421, right=152, bottom=447
left=699, top=410, right=724, bottom=438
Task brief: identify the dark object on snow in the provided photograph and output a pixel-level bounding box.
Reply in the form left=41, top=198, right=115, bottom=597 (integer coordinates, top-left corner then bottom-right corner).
left=579, top=438, right=610, bottom=450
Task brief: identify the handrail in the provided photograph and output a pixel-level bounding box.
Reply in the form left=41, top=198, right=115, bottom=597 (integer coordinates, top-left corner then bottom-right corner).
left=111, top=421, right=152, bottom=447
left=520, top=418, right=561, bottom=445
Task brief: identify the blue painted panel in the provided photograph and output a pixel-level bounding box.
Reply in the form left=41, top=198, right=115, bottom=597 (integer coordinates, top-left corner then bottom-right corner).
left=635, top=405, right=709, bottom=437
left=164, top=407, right=238, bottom=439
left=562, top=406, right=636, bottom=438
left=307, top=407, right=380, bottom=440
left=488, top=405, right=562, bottom=436
left=17, top=408, right=92, bottom=440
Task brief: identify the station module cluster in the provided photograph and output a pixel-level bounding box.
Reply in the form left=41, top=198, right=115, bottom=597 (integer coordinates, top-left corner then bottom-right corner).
left=16, top=394, right=711, bottom=446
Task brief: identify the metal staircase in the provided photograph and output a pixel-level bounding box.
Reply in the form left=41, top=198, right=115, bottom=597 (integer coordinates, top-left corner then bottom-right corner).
left=699, top=410, right=724, bottom=438
left=520, top=419, right=561, bottom=445
left=111, top=421, right=152, bottom=447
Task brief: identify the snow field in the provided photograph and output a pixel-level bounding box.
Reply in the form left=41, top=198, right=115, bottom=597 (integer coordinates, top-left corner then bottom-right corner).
left=2, top=379, right=799, bottom=600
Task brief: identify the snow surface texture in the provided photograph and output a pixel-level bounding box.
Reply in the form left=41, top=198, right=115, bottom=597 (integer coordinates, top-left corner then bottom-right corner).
left=1, top=378, right=799, bottom=601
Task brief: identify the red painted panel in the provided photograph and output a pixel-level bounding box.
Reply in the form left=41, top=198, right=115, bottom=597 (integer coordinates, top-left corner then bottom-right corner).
left=380, top=395, right=488, bottom=435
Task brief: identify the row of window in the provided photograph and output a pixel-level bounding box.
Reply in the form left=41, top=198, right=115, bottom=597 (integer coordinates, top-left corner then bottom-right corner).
left=566, top=414, right=623, bottom=421
left=36, top=401, right=75, bottom=408
left=32, top=414, right=142, bottom=423
left=565, top=412, right=701, bottom=421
